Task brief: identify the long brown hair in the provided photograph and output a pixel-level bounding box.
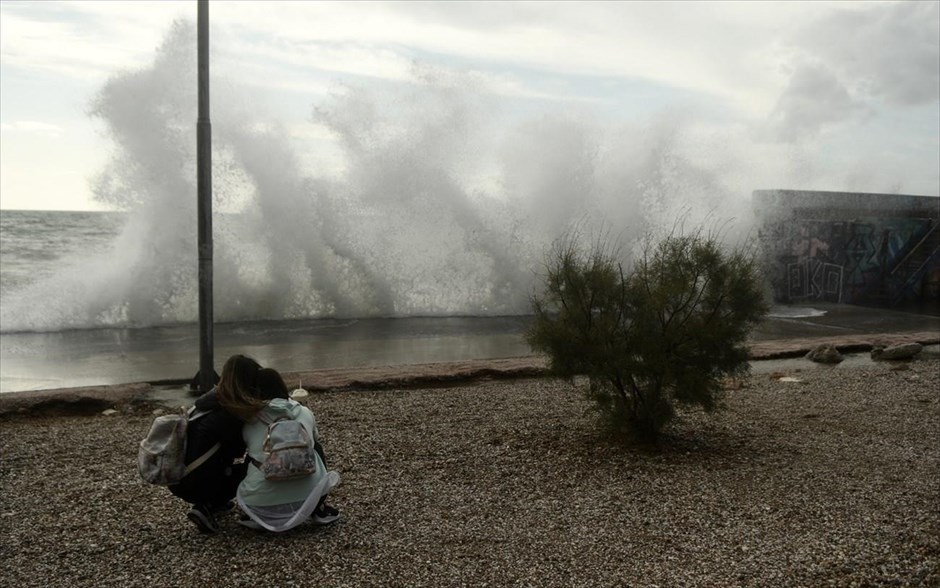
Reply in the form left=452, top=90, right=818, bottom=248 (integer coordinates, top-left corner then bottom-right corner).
left=216, top=354, right=264, bottom=421
left=256, top=368, right=290, bottom=401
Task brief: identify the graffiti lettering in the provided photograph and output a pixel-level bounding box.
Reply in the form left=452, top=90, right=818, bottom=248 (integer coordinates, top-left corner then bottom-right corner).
left=769, top=217, right=933, bottom=306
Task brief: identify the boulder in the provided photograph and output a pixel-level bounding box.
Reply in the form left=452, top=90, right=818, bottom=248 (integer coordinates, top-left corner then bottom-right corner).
left=871, top=342, right=923, bottom=361
left=805, top=343, right=843, bottom=364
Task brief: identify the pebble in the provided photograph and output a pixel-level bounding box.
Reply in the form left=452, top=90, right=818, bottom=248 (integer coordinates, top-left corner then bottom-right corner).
left=1, top=358, right=937, bottom=587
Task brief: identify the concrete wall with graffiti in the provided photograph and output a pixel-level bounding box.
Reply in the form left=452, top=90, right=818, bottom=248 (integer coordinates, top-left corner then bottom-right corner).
left=753, top=190, right=940, bottom=310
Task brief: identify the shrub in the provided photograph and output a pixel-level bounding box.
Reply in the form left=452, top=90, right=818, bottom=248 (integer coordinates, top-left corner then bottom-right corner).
left=526, top=228, right=769, bottom=443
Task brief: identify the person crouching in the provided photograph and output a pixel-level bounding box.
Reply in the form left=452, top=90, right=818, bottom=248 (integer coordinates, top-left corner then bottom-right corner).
left=220, top=367, right=340, bottom=532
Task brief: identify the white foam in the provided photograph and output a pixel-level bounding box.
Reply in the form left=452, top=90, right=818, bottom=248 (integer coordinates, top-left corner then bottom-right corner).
left=766, top=306, right=828, bottom=319
left=1, top=21, right=796, bottom=333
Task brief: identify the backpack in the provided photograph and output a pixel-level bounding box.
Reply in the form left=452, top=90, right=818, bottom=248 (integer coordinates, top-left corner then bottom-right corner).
left=253, top=412, right=317, bottom=481
left=138, top=407, right=221, bottom=486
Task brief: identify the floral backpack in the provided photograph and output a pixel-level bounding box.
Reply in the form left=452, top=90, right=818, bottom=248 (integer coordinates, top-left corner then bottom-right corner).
left=253, top=412, right=317, bottom=481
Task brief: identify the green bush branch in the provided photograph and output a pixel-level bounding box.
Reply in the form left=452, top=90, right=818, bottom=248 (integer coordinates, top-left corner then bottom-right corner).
left=526, top=226, right=769, bottom=443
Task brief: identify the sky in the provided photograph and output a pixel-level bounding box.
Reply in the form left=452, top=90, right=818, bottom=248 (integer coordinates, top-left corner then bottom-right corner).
left=0, top=0, right=938, bottom=211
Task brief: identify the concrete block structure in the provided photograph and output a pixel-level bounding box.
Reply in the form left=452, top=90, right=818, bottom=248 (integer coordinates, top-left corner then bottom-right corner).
left=753, top=189, right=940, bottom=313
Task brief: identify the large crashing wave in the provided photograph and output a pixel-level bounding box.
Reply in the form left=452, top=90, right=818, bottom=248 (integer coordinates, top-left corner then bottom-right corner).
left=0, top=21, right=758, bottom=332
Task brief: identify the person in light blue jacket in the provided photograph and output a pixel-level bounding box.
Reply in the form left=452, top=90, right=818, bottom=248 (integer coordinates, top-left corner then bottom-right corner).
left=219, top=367, right=340, bottom=532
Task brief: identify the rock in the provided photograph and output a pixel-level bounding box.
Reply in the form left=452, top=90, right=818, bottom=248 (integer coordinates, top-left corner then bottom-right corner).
left=806, top=344, right=843, bottom=364
left=101, top=409, right=118, bottom=416
left=778, top=377, right=804, bottom=383
left=871, top=342, right=923, bottom=361
left=151, top=408, right=165, bottom=416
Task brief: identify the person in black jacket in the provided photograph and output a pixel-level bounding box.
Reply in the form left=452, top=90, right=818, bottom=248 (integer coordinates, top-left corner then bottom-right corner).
left=169, top=354, right=261, bottom=533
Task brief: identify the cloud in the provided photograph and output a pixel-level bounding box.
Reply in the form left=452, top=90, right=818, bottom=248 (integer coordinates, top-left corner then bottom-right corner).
left=763, top=62, right=868, bottom=143
left=1, top=0, right=938, bottom=210
left=0, top=2, right=180, bottom=80
left=0, top=1, right=874, bottom=118
left=5, top=1, right=933, bottom=121
left=204, top=2, right=812, bottom=112
left=794, top=1, right=940, bottom=107
left=757, top=1, right=939, bottom=143
left=0, top=120, right=64, bottom=136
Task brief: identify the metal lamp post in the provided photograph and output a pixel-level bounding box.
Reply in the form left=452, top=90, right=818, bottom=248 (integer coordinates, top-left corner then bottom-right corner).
left=196, top=0, right=215, bottom=392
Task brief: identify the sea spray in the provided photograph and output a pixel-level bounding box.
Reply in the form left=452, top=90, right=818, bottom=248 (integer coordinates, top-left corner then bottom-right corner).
left=0, top=20, right=768, bottom=333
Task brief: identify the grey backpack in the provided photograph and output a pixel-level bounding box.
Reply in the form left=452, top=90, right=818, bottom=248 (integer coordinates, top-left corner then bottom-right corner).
left=254, top=413, right=317, bottom=481
left=138, top=407, right=220, bottom=486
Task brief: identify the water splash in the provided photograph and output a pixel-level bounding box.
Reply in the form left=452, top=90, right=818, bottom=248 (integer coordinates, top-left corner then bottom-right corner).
left=0, top=20, right=769, bottom=332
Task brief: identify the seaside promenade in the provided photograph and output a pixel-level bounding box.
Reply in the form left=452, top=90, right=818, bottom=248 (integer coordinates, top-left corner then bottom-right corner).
left=2, top=300, right=938, bottom=414
left=1, top=328, right=938, bottom=418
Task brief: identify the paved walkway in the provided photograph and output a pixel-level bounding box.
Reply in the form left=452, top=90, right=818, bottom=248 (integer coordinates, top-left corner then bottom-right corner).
left=1, top=330, right=936, bottom=418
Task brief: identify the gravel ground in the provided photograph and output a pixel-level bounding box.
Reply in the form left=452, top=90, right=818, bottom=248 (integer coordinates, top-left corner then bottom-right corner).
left=1, top=357, right=938, bottom=588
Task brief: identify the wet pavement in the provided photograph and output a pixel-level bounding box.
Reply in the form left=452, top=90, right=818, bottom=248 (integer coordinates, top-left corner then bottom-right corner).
left=1, top=303, right=938, bottom=394
left=751, top=302, right=939, bottom=341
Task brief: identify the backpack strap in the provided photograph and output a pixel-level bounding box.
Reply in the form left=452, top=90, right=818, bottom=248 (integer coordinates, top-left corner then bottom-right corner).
left=256, top=411, right=291, bottom=426
left=188, top=407, right=213, bottom=421
left=180, top=405, right=222, bottom=477
left=183, top=442, right=222, bottom=476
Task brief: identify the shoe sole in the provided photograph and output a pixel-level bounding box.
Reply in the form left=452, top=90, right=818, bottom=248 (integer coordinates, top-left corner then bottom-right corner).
left=187, top=509, right=220, bottom=534
left=311, top=514, right=340, bottom=526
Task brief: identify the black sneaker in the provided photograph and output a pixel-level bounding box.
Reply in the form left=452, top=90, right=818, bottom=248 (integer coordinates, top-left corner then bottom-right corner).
left=210, top=500, right=235, bottom=516
left=187, top=504, right=220, bottom=534
left=311, top=503, right=340, bottom=525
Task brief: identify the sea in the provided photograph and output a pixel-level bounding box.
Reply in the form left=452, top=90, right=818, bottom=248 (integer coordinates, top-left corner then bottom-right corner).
left=3, top=210, right=938, bottom=394
left=0, top=210, right=128, bottom=300
left=0, top=210, right=533, bottom=393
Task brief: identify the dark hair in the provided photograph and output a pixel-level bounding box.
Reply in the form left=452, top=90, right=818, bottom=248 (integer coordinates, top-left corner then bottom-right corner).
left=216, top=354, right=264, bottom=421
left=256, top=368, right=290, bottom=401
